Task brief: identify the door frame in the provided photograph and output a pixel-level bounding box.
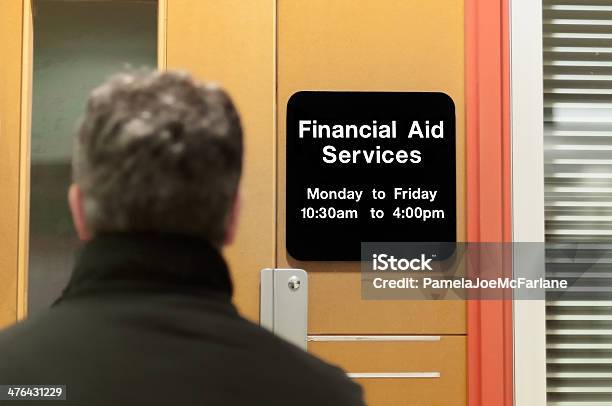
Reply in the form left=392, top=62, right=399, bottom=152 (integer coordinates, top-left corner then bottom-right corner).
left=465, top=0, right=514, bottom=405
left=16, top=0, right=33, bottom=322
left=466, top=0, right=548, bottom=404
left=509, top=0, right=547, bottom=404
left=0, top=0, right=29, bottom=327
left=13, top=0, right=167, bottom=321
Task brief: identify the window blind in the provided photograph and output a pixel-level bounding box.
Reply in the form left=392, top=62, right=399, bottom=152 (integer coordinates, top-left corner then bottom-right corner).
left=544, top=0, right=612, bottom=404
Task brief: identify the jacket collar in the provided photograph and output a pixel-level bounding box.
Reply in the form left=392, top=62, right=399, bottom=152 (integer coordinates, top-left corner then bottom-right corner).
left=56, top=232, right=233, bottom=303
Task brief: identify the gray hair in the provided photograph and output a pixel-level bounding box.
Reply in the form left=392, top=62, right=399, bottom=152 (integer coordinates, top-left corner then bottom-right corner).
left=73, top=70, right=243, bottom=245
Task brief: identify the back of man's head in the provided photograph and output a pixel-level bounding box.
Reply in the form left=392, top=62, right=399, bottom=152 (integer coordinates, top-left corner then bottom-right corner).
left=72, top=71, right=243, bottom=246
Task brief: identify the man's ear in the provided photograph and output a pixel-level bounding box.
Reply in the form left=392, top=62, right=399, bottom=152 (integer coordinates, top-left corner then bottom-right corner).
left=68, top=184, right=92, bottom=242
left=223, top=190, right=241, bottom=246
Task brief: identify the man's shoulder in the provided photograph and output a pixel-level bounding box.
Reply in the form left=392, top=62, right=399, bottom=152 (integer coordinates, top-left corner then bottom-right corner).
left=0, top=299, right=365, bottom=405
left=0, top=311, right=65, bottom=383
left=0, top=307, right=73, bottom=359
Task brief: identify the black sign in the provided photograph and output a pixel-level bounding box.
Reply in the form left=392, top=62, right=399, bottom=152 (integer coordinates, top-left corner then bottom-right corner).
left=286, top=91, right=456, bottom=261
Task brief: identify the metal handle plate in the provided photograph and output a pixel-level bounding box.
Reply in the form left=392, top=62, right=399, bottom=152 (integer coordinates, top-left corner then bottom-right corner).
left=260, top=268, right=308, bottom=350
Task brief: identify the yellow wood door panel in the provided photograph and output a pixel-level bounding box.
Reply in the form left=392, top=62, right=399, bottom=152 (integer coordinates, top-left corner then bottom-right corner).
left=165, top=2, right=469, bottom=403
left=0, top=0, right=25, bottom=328
left=165, top=0, right=276, bottom=322
left=277, top=0, right=466, bottom=334
left=310, top=337, right=467, bottom=406
left=310, top=272, right=466, bottom=334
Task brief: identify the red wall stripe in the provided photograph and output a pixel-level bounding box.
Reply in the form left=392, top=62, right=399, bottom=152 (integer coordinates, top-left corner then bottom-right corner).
left=466, top=0, right=513, bottom=404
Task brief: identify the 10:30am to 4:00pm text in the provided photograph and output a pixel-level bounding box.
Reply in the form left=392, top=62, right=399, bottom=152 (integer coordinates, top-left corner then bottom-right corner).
left=300, top=186, right=445, bottom=221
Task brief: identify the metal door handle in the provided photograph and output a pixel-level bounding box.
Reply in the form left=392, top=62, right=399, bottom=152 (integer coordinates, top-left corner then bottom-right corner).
left=347, top=372, right=441, bottom=379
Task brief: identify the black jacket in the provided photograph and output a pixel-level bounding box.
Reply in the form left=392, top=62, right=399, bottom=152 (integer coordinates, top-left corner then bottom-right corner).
left=0, top=233, right=364, bottom=405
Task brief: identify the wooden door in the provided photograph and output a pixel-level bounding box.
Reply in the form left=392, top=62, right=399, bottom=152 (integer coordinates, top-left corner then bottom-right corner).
left=277, top=2, right=466, bottom=404
left=0, top=1, right=475, bottom=404
left=166, top=1, right=467, bottom=405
